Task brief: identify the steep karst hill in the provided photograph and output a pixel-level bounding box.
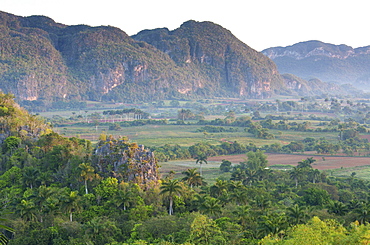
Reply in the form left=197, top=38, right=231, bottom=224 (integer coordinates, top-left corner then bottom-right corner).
left=262, top=40, right=370, bottom=89
left=0, top=11, right=285, bottom=104
left=0, top=11, right=360, bottom=106
left=133, top=20, right=285, bottom=98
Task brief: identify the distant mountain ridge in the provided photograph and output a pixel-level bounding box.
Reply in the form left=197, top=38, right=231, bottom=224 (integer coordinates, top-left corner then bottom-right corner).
left=0, top=11, right=362, bottom=106
left=262, top=41, right=370, bottom=89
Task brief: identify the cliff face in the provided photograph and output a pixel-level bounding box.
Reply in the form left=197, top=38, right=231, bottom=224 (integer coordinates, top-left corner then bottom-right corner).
left=93, top=138, right=158, bottom=186
left=0, top=13, right=73, bottom=101
left=262, top=41, right=370, bottom=89
left=0, top=11, right=286, bottom=103
left=133, top=20, right=283, bottom=98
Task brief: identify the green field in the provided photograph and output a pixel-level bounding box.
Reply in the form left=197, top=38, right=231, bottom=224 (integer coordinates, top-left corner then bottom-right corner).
left=331, top=165, right=370, bottom=180
left=42, top=98, right=370, bottom=184
left=158, top=159, right=231, bottom=184
left=53, top=122, right=340, bottom=148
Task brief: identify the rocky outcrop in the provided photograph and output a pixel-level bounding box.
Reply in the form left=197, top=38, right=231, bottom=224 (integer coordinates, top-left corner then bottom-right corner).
left=93, top=137, right=158, bottom=186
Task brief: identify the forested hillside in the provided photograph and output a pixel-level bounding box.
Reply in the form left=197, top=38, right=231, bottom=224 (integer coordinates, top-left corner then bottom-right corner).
left=0, top=10, right=359, bottom=110
left=0, top=11, right=283, bottom=105
left=1, top=93, right=370, bottom=244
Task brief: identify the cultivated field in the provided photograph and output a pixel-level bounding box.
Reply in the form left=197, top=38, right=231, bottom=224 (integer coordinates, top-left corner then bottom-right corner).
left=208, top=153, right=370, bottom=170
left=159, top=153, right=370, bottom=183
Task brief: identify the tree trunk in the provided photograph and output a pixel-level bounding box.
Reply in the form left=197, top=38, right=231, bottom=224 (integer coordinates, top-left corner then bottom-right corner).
left=169, top=197, right=173, bottom=215
left=85, top=179, right=88, bottom=194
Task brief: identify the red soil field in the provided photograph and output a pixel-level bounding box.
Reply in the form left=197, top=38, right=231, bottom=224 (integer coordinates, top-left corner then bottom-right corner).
left=208, top=153, right=370, bottom=170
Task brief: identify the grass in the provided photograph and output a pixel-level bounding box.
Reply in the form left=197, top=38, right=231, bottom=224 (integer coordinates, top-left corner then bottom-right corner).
left=158, top=159, right=231, bottom=184
left=268, top=164, right=294, bottom=170
left=330, top=165, right=370, bottom=180
left=159, top=156, right=370, bottom=183
left=54, top=122, right=340, bottom=148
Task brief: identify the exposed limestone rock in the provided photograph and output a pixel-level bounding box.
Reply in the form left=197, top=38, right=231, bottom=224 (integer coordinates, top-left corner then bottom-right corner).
left=93, top=137, right=158, bottom=186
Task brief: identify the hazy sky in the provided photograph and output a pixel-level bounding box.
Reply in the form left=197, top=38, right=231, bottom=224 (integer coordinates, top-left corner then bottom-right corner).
left=1, top=0, right=368, bottom=51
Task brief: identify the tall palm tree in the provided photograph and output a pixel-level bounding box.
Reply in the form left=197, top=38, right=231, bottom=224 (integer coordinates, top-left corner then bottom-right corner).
left=79, top=162, right=98, bottom=194
left=112, top=189, right=132, bottom=211
left=290, top=167, right=303, bottom=188
left=160, top=179, right=182, bottom=215
left=182, top=168, right=204, bottom=188
left=61, top=191, right=82, bottom=222
left=22, top=167, right=39, bottom=189
left=194, top=154, right=208, bottom=176
left=310, top=169, right=321, bottom=184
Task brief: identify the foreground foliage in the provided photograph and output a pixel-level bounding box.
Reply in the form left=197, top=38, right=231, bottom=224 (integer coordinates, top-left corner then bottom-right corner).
left=2, top=94, right=370, bottom=244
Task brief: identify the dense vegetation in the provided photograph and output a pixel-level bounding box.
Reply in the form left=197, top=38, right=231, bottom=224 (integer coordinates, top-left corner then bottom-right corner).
left=0, top=10, right=290, bottom=108
left=2, top=94, right=370, bottom=244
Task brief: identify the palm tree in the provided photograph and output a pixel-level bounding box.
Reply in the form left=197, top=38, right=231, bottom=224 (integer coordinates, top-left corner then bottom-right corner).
left=258, top=212, right=287, bottom=237
left=191, top=194, right=209, bottom=211
left=253, top=195, right=271, bottom=211
left=231, top=168, right=246, bottom=182
left=297, top=157, right=316, bottom=168
left=310, top=169, right=321, bottom=184
left=160, top=179, right=182, bottom=215
left=286, top=204, right=308, bottom=226
left=112, top=189, right=132, bottom=211
left=244, top=169, right=259, bottom=186
left=79, top=162, right=98, bottom=194
left=290, top=167, right=303, bottom=188
left=31, top=185, right=56, bottom=222
left=0, top=216, right=14, bottom=245
left=210, top=179, right=229, bottom=197
left=353, top=202, right=370, bottom=224
left=18, top=199, right=37, bottom=222
left=182, top=168, right=204, bottom=188
left=61, top=191, right=82, bottom=222
left=199, top=197, right=222, bottom=217
left=22, top=167, right=39, bottom=189
left=230, top=188, right=248, bottom=206
left=327, top=200, right=348, bottom=216
left=194, top=154, right=208, bottom=176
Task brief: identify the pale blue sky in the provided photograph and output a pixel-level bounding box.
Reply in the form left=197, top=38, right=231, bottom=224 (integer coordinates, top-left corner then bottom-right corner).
left=1, top=0, right=368, bottom=51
